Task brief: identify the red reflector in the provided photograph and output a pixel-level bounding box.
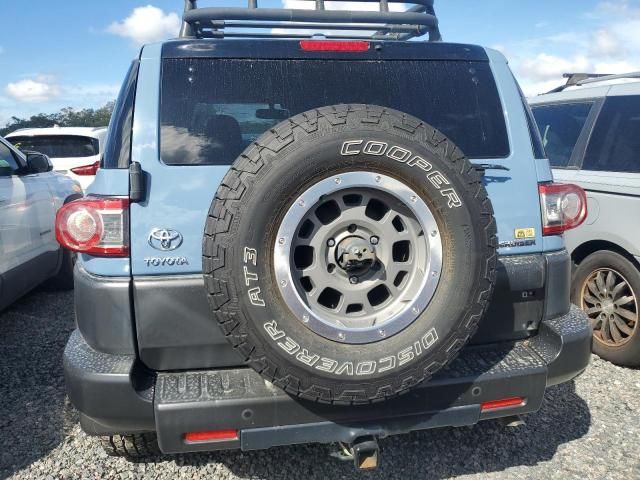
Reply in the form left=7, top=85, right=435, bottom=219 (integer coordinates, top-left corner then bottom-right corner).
left=70, top=160, right=100, bottom=176
left=299, top=40, right=370, bottom=52
left=184, top=430, right=239, bottom=443
left=481, top=397, right=525, bottom=412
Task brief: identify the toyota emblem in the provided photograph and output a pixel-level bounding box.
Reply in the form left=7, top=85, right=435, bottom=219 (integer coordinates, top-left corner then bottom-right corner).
left=148, top=228, right=183, bottom=251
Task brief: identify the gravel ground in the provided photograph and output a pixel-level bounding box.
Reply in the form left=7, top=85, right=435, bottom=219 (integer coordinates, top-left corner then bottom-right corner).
left=1, top=289, right=639, bottom=480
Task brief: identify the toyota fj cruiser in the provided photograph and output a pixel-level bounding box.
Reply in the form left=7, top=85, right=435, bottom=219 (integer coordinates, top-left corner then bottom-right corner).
left=57, top=0, right=592, bottom=469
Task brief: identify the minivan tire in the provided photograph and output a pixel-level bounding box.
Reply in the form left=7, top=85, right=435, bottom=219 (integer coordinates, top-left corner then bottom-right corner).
left=572, top=250, right=640, bottom=367
left=203, top=105, right=498, bottom=404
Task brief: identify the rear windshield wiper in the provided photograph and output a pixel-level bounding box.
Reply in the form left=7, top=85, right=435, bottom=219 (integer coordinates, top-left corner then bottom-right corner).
left=474, top=163, right=510, bottom=173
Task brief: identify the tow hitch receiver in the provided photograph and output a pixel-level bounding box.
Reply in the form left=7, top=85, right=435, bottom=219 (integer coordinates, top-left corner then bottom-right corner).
left=350, top=436, right=380, bottom=470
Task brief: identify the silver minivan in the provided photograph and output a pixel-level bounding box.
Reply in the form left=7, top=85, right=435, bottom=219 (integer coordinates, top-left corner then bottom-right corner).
left=530, top=73, right=640, bottom=366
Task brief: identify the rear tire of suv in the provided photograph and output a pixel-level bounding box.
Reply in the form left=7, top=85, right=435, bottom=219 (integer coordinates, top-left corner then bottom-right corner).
left=572, top=250, right=640, bottom=367
left=203, top=105, right=497, bottom=404
left=100, top=434, right=161, bottom=458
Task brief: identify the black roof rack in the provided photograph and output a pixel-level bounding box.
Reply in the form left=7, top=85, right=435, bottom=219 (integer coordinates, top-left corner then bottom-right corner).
left=546, top=72, right=640, bottom=94
left=179, top=0, right=441, bottom=42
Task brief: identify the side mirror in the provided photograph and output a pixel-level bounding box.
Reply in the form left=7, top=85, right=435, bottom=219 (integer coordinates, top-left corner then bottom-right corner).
left=26, top=152, right=53, bottom=174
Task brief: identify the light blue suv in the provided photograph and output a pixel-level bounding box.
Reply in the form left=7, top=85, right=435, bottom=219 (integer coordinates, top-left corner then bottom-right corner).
left=55, top=0, right=594, bottom=469
left=0, top=136, right=81, bottom=310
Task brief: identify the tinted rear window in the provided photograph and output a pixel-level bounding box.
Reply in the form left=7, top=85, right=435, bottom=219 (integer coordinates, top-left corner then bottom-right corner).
left=9, top=135, right=98, bottom=158
left=160, top=59, right=509, bottom=165
left=531, top=102, right=593, bottom=168
left=583, top=96, right=640, bottom=173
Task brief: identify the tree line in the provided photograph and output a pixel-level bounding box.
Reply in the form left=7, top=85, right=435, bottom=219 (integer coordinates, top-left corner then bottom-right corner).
left=0, top=102, right=114, bottom=137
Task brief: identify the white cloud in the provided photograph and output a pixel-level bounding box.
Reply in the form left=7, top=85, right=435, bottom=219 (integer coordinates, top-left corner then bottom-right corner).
left=107, top=5, right=180, bottom=46
left=591, top=29, right=623, bottom=58
left=503, top=0, right=640, bottom=96
left=520, top=54, right=592, bottom=82
left=5, top=76, right=61, bottom=103
left=66, top=84, right=120, bottom=98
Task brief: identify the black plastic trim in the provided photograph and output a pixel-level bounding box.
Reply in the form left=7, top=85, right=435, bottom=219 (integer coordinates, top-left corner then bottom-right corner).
left=152, top=305, right=590, bottom=453
left=133, top=275, right=243, bottom=370
left=543, top=250, right=571, bottom=320
left=74, top=264, right=136, bottom=355
left=65, top=305, right=590, bottom=443
left=472, top=253, right=546, bottom=343
left=64, top=330, right=155, bottom=434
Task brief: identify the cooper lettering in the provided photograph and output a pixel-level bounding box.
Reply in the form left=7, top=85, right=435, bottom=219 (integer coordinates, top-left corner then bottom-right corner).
left=363, top=141, right=388, bottom=155
left=341, top=140, right=363, bottom=156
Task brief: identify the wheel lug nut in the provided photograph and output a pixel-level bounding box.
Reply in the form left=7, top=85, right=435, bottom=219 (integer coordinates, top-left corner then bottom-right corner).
left=370, top=236, right=379, bottom=245
left=349, top=276, right=358, bottom=284
left=327, top=238, right=335, bottom=247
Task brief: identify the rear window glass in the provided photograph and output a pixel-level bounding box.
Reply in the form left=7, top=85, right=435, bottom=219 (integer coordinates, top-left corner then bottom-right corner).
left=583, top=96, right=640, bottom=173
left=531, top=102, right=593, bottom=168
left=160, top=59, right=509, bottom=165
left=8, top=135, right=99, bottom=158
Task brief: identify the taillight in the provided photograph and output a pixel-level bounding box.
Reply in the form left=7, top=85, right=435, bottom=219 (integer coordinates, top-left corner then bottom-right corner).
left=70, top=161, right=100, bottom=176
left=299, top=40, right=370, bottom=52
left=539, top=183, right=587, bottom=236
left=55, top=197, right=129, bottom=257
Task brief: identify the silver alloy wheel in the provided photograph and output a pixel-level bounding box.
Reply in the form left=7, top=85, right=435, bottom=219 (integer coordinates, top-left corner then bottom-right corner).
left=580, top=268, right=638, bottom=347
left=273, top=172, right=443, bottom=344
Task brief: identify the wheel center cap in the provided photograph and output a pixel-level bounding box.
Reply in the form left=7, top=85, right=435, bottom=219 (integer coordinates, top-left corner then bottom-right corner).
left=336, top=236, right=376, bottom=274
left=602, top=300, right=614, bottom=314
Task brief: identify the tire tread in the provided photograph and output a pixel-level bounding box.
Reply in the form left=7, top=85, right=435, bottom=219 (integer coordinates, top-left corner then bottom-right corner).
left=203, top=105, right=498, bottom=404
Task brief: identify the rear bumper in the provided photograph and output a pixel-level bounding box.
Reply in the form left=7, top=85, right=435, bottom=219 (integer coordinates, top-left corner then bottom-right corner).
left=64, top=305, right=592, bottom=454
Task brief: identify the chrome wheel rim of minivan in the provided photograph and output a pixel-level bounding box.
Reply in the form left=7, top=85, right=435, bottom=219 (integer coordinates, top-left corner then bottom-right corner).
left=273, top=172, right=443, bottom=345
left=581, top=268, right=638, bottom=347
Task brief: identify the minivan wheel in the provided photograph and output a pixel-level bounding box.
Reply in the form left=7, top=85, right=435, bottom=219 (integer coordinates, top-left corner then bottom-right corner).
left=203, top=105, right=497, bottom=404
left=572, top=250, right=640, bottom=367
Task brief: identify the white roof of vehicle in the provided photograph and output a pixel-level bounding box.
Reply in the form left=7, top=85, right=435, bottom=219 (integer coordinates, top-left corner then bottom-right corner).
left=530, top=75, right=640, bottom=105
left=5, top=126, right=107, bottom=139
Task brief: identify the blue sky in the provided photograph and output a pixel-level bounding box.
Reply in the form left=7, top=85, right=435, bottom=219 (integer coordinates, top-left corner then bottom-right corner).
left=1, top=0, right=639, bottom=129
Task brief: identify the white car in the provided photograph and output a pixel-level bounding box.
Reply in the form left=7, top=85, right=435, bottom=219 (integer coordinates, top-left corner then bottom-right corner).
left=0, top=135, right=82, bottom=310
left=6, top=126, right=107, bottom=191
left=530, top=72, right=640, bottom=366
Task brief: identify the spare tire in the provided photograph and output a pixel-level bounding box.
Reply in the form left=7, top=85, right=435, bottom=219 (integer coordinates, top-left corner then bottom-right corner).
left=203, top=105, right=497, bottom=405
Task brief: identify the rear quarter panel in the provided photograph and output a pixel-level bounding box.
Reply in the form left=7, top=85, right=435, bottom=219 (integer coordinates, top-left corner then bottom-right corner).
left=553, top=168, right=640, bottom=258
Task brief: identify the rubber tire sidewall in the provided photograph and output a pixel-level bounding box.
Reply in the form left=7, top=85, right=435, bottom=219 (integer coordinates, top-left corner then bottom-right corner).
left=205, top=106, right=497, bottom=403
left=572, top=250, right=640, bottom=367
